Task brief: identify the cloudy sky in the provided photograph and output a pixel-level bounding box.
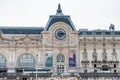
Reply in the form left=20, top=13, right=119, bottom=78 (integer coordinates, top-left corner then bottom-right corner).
left=0, top=0, right=120, bottom=30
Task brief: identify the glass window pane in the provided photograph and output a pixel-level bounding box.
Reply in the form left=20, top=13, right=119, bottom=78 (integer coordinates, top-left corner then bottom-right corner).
left=18, top=53, right=35, bottom=68
left=57, top=65, right=64, bottom=74
left=57, top=54, right=65, bottom=62
left=0, top=54, right=6, bottom=68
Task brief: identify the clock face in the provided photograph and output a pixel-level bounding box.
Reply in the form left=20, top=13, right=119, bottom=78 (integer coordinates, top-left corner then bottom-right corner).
left=55, top=29, right=66, bottom=40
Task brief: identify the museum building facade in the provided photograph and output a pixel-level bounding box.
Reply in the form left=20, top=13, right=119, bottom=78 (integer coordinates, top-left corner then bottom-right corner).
left=0, top=4, right=120, bottom=80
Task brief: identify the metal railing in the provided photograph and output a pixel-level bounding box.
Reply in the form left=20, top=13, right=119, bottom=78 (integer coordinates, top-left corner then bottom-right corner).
left=79, top=73, right=120, bottom=77
left=0, top=72, right=52, bottom=78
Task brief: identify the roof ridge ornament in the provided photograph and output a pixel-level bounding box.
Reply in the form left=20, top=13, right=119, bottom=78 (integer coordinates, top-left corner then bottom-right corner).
left=109, top=23, right=115, bottom=31
left=57, top=3, right=62, bottom=13
left=56, top=3, right=63, bottom=15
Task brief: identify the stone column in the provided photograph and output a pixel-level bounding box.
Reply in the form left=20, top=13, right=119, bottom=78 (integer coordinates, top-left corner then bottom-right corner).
left=9, top=48, right=15, bottom=68
left=36, top=49, right=40, bottom=67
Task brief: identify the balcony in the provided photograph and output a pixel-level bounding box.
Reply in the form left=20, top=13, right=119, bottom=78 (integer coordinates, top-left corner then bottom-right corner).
left=79, top=73, right=120, bottom=77
left=81, top=61, right=89, bottom=63
left=91, top=60, right=102, bottom=63
left=109, top=61, right=119, bottom=63
left=91, top=60, right=119, bottom=64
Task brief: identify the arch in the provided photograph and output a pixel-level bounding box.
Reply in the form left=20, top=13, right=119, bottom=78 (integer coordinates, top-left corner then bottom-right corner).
left=17, top=53, right=35, bottom=68
left=0, top=54, right=7, bottom=68
left=56, top=54, right=65, bottom=62
left=102, top=65, right=109, bottom=71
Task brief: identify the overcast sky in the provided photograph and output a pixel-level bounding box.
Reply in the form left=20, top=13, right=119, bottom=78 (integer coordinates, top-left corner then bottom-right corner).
left=0, top=0, right=120, bottom=30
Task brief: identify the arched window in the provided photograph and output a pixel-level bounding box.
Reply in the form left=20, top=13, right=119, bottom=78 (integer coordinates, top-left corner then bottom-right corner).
left=0, top=54, right=6, bottom=68
left=103, top=55, right=107, bottom=62
left=57, top=54, right=65, bottom=62
left=18, top=53, right=35, bottom=68
left=102, top=65, right=109, bottom=71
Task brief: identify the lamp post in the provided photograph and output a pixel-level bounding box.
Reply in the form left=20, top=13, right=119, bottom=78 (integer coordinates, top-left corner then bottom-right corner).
left=35, top=68, right=38, bottom=80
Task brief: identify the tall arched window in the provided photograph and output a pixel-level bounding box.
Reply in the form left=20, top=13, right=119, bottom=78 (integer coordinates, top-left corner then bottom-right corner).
left=0, top=54, right=6, bottom=68
left=18, top=53, right=35, bottom=68
left=57, top=54, right=65, bottom=62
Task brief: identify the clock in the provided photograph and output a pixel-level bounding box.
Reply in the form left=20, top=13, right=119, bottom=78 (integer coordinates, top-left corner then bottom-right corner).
left=55, top=29, right=66, bottom=40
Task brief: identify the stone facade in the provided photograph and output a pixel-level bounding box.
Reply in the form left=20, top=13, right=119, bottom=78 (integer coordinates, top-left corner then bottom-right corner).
left=0, top=4, right=120, bottom=80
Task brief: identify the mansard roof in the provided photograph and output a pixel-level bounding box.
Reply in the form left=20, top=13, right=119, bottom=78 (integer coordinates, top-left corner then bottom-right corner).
left=0, top=27, right=44, bottom=34
left=78, top=24, right=120, bottom=36
left=44, top=4, right=76, bottom=31
left=79, top=29, right=120, bottom=36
